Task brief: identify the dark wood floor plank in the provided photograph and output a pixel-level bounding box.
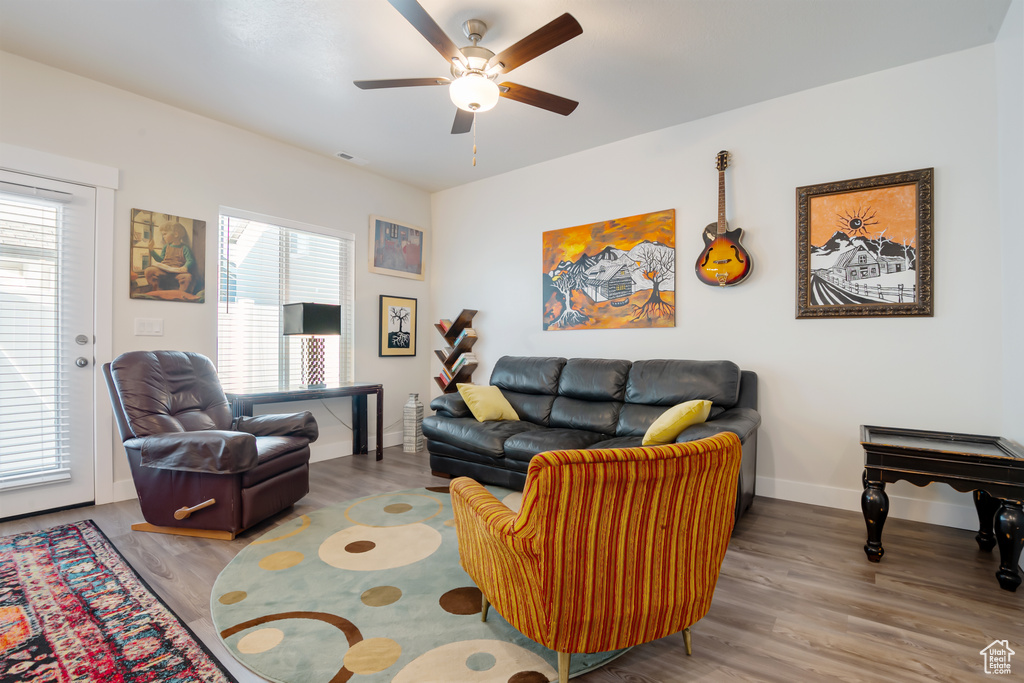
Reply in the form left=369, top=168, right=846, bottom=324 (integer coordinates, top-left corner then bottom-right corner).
left=2, top=447, right=1021, bottom=682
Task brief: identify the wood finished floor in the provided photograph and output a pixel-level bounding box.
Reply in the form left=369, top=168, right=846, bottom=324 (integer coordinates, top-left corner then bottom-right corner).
left=3, top=447, right=1021, bottom=682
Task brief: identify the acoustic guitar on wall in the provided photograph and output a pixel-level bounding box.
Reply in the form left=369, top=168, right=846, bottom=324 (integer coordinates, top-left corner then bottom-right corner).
left=695, top=150, right=753, bottom=287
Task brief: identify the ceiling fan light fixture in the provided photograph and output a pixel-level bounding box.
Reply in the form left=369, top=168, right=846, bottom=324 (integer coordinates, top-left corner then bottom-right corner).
left=449, top=74, right=499, bottom=112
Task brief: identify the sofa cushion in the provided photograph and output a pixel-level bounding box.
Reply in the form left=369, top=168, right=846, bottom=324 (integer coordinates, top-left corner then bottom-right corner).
left=617, top=402, right=724, bottom=436
left=625, top=359, right=741, bottom=408
left=549, top=396, right=621, bottom=435
left=491, top=356, right=566, bottom=395
left=457, top=383, right=520, bottom=422
left=421, top=415, right=536, bottom=457
left=557, top=358, right=632, bottom=401
left=503, top=428, right=608, bottom=463
left=500, top=391, right=556, bottom=426
left=242, top=436, right=310, bottom=487
left=589, top=435, right=645, bottom=449
left=643, top=400, right=712, bottom=445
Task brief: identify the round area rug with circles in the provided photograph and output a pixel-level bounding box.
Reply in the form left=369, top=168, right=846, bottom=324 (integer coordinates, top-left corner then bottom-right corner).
left=211, top=485, right=627, bottom=683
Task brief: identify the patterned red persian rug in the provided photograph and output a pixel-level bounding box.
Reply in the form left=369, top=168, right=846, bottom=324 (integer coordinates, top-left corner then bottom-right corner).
left=0, top=520, right=235, bottom=682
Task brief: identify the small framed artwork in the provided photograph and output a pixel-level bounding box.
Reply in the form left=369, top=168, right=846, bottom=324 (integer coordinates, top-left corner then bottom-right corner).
left=379, top=295, right=417, bottom=357
left=369, top=215, right=425, bottom=280
left=130, top=209, right=206, bottom=303
left=796, top=168, right=933, bottom=319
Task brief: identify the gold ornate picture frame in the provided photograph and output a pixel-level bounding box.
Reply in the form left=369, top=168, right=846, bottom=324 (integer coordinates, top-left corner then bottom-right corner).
left=796, top=168, right=933, bottom=319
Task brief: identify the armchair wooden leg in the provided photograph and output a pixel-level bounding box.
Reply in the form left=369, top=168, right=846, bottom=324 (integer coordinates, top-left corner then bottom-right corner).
left=683, top=626, right=692, bottom=656
left=481, top=593, right=489, bottom=622
left=558, top=652, right=570, bottom=683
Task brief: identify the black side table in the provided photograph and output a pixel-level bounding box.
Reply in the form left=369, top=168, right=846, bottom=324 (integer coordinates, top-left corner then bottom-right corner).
left=860, top=425, right=1024, bottom=591
left=227, top=383, right=384, bottom=460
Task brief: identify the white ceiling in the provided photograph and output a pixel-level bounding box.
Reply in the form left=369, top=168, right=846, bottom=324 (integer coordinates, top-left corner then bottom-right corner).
left=0, top=0, right=1011, bottom=192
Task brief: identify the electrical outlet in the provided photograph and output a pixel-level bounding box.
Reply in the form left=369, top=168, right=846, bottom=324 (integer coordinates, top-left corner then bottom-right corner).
left=134, top=318, right=164, bottom=336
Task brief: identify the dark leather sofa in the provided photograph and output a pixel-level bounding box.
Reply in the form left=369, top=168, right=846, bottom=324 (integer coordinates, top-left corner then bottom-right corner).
left=423, top=356, right=760, bottom=518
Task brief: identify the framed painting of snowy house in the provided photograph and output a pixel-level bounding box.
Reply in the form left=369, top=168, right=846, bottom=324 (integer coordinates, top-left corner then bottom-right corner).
left=796, top=168, right=933, bottom=319
left=542, top=209, right=675, bottom=330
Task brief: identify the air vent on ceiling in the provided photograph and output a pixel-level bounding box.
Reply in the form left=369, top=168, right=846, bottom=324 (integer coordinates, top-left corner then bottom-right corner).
left=335, top=151, right=368, bottom=166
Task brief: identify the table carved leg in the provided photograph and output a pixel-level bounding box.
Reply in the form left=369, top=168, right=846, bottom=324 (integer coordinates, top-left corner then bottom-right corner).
left=973, top=490, right=1000, bottom=552
left=861, top=478, right=889, bottom=563
left=994, top=500, right=1024, bottom=592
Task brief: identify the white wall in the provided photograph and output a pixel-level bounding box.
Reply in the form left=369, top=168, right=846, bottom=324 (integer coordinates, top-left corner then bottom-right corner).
left=998, top=0, right=1024, bottom=445
left=432, top=45, right=1009, bottom=529
left=0, top=51, right=435, bottom=500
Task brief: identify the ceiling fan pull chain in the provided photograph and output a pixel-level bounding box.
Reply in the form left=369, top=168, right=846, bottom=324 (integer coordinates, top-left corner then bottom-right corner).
left=472, top=118, right=478, bottom=167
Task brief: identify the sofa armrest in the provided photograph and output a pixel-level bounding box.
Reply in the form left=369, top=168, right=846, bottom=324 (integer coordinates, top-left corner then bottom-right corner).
left=123, top=430, right=258, bottom=474
left=233, top=411, right=319, bottom=441
left=674, top=407, right=761, bottom=444
left=431, top=393, right=472, bottom=418
left=450, top=476, right=542, bottom=608
left=451, top=477, right=521, bottom=539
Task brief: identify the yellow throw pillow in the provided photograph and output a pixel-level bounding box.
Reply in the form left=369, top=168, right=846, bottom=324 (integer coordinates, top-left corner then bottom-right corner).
left=642, top=399, right=712, bottom=445
left=457, top=383, right=520, bottom=422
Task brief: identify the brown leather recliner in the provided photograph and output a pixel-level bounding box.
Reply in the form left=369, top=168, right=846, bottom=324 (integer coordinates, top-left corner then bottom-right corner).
left=103, top=350, right=317, bottom=540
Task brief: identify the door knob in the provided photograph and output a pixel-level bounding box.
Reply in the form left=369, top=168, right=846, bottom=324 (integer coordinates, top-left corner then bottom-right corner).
left=75, top=357, right=89, bottom=368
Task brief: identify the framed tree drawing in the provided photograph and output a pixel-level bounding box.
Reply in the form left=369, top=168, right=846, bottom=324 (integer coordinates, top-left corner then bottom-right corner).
left=379, top=295, right=417, bottom=356
left=369, top=216, right=425, bottom=280
left=796, top=168, right=933, bottom=319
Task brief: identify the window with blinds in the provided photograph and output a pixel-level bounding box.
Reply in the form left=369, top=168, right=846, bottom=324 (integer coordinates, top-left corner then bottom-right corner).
left=217, top=211, right=354, bottom=393
left=0, top=191, right=71, bottom=488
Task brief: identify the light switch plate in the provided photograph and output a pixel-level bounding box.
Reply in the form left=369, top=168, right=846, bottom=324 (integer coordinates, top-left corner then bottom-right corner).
left=134, top=317, right=164, bottom=336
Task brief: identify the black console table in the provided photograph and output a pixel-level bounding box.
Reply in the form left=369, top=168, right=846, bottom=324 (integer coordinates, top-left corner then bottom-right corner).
left=860, top=425, right=1024, bottom=591
left=227, top=383, right=384, bottom=460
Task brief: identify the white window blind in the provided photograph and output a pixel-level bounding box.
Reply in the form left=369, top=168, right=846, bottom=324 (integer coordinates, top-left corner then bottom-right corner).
left=217, top=211, right=354, bottom=393
left=0, top=189, right=72, bottom=488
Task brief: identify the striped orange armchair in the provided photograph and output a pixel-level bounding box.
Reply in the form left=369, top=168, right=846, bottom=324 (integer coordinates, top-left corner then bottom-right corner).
left=451, top=432, right=742, bottom=683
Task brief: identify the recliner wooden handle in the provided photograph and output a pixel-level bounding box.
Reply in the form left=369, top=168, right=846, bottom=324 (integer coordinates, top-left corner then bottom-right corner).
left=174, top=498, right=216, bottom=520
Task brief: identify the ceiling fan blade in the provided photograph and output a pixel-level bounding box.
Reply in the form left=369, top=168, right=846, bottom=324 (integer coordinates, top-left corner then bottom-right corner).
left=491, top=13, right=582, bottom=74
left=387, top=0, right=464, bottom=64
left=354, top=77, right=450, bottom=89
left=499, top=82, right=578, bottom=116
left=451, top=109, right=474, bottom=134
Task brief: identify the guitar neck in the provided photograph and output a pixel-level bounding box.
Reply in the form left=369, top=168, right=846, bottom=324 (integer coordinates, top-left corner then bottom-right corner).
left=717, top=169, right=727, bottom=234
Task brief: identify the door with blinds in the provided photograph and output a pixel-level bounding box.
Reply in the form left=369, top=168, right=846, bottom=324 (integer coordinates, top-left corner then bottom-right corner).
left=0, top=170, right=96, bottom=519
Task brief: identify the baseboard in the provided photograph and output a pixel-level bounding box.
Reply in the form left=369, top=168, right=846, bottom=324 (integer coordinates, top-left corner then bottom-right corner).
left=308, top=430, right=403, bottom=464
left=110, top=431, right=405, bottom=502
left=755, top=476, right=978, bottom=531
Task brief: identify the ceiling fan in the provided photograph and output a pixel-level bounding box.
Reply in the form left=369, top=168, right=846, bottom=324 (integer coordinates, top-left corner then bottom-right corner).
left=354, top=0, right=583, bottom=134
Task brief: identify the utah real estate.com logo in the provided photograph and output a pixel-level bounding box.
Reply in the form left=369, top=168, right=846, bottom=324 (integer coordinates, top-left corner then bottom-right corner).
left=980, top=640, right=1014, bottom=675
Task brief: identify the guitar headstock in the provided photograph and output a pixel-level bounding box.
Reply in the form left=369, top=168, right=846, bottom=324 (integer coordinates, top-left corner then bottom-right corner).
left=716, top=150, right=730, bottom=172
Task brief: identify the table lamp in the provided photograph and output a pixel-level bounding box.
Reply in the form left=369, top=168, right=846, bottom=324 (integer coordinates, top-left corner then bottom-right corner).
left=283, top=302, right=341, bottom=389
